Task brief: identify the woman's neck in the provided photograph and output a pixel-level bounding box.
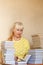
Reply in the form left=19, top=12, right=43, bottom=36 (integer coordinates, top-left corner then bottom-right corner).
left=13, top=36, right=21, bottom=41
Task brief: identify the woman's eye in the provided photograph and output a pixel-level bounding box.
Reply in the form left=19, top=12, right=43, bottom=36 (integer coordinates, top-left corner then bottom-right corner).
left=20, top=29, right=23, bottom=32
left=17, top=29, right=23, bottom=32
left=17, top=29, right=19, bottom=31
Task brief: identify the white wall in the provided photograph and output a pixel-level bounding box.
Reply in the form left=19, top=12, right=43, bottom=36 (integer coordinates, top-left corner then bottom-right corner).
left=0, top=0, right=43, bottom=46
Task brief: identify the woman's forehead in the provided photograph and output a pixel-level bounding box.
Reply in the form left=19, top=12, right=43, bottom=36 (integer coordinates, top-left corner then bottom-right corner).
left=15, top=24, right=24, bottom=29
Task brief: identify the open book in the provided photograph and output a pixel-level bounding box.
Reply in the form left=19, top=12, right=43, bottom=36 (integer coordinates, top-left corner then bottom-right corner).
left=18, top=54, right=31, bottom=62
left=17, top=55, right=31, bottom=65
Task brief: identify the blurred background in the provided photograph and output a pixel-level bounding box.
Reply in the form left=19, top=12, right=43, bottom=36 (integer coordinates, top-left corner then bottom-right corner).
left=0, top=0, right=43, bottom=48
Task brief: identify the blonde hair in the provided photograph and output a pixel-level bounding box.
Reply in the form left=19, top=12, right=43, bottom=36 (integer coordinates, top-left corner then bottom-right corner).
left=8, top=22, right=24, bottom=41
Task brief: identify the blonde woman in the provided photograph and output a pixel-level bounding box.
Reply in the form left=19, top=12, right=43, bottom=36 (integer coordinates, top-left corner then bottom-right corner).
left=8, top=22, right=30, bottom=61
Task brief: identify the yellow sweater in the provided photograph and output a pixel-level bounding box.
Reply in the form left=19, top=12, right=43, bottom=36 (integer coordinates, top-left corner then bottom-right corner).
left=13, top=37, right=30, bottom=61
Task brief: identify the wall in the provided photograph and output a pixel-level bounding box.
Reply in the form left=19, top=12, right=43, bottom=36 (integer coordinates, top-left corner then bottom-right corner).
left=0, top=0, right=43, bottom=47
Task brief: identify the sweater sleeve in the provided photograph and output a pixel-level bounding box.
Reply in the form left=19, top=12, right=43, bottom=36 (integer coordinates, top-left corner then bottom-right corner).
left=23, top=40, right=30, bottom=58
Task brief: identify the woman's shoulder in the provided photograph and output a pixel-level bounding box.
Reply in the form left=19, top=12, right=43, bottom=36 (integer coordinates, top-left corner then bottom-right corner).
left=22, top=37, right=30, bottom=47
left=21, top=37, right=29, bottom=42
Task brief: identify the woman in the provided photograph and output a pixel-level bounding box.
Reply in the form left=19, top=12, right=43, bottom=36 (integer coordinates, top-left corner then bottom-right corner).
left=8, top=22, right=30, bottom=61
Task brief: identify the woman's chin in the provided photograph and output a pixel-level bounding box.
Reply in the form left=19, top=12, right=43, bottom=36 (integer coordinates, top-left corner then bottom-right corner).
left=16, top=35, right=21, bottom=38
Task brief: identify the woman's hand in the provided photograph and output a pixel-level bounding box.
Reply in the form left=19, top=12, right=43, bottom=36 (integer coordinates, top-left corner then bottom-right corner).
left=15, top=56, right=18, bottom=61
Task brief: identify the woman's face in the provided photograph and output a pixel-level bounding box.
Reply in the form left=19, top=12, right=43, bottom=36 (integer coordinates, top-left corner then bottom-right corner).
left=13, top=24, right=23, bottom=38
